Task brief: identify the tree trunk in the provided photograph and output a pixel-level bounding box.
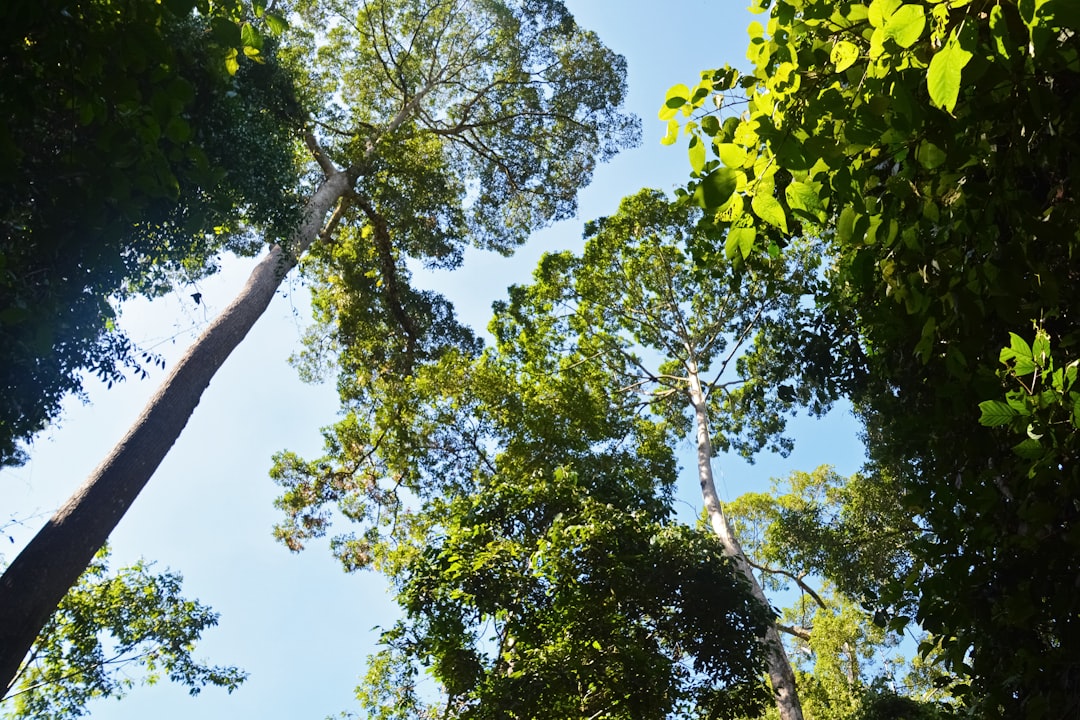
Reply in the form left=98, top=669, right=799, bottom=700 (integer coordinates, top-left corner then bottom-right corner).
left=687, top=361, right=805, bottom=720
left=0, top=168, right=354, bottom=697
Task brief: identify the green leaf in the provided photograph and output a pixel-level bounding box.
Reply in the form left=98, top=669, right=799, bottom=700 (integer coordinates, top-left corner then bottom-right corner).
left=978, top=400, right=1019, bottom=427
left=725, top=226, right=756, bottom=260
left=700, top=115, right=720, bottom=136
left=751, top=192, right=788, bottom=232
left=785, top=180, right=824, bottom=220
left=717, top=143, right=747, bottom=167
left=665, top=84, right=690, bottom=110
left=868, top=0, right=902, bottom=28
left=883, top=5, right=926, bottom=48
left=927, top=29, right=973, bottom=113
left=264, top=11, right=288, bottom=36
left=224, top=47, right=240, bottom=76
left=210, top=17, right=242, bottom=47
left=989, top=5, right=1012, bottom=59
left=164, top=117, right=191, bottom=143
left=1032, top=329, right=1051, bottom=366
left=831, top=41, right=860, bottom=73
left=1009, top=332, right=1034, bottom=361
left=916, top=140, right=946, bottom=170
left=693, top=168, right=738, bottom=209
left=240, top=22, right=263, bottom=51
left=661, top=119, right=680, bottom=146
left=688, top=134, right=706, bottom=174
left=1012, top=438, right=1044, bottom=459
left=837, top=206, right=858, bottom=244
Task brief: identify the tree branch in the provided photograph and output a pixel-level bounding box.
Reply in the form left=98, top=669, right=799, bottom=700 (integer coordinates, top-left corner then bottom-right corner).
left=746, top=557, right=829, bottom=610
left=777, top=623, right=812, bottom=642
left=305, top=131, right=340, bottom=177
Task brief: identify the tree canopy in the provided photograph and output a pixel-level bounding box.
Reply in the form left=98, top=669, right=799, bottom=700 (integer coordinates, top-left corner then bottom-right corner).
left=0, top=0, right=303, bottom=466
left=273, top=293, right=776, bottom=719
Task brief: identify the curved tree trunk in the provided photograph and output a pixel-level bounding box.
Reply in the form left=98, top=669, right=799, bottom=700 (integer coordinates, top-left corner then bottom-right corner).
left=0, top=168, right=354, bottom=696
left=687, top=362, right=805, bottom=720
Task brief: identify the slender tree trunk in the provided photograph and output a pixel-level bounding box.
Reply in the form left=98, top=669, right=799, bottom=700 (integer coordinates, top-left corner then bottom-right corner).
left=0, top=168, right=354, bottom=696
left=686, top=361, right=805, bottom=720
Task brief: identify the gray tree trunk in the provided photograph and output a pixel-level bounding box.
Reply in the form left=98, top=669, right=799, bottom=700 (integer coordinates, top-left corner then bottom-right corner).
left=687, top=361, right=805, bottom=720
left=0, top=169, right=353, bottom=697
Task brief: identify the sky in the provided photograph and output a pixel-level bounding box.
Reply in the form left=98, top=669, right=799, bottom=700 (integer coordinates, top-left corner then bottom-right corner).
left=1, top=2, right=865, bottom=718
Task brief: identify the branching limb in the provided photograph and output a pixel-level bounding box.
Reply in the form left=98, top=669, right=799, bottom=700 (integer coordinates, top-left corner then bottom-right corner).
left=305, top=131, right=340, bottom=177
left=777, top=624, right=812, bottom=642
left=746, top=557, right=829, bottom=610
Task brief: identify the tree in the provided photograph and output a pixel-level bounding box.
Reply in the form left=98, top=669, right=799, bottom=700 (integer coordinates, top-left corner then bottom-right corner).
left=272, top=277, right=773, bottom=719
left=448, top=189, right=826, bottom=719
left=1, top=547, right=242, bottom=719
left=0, top=0, right=637, bottom=697
left=663, top=0, right=1080, bottom=713
left=514, top=189, right=825, bottom=720
left=725, top=467, right=951, bottom=720
left=359, top=478, right=771, bottom=720
left=0, top=0, right=302, bottom=466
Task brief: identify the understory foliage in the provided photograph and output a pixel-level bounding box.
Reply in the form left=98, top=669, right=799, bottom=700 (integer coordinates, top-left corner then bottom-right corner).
left=1, top=547, right=243, bottom=719
left=663, top=0, right=1080, bottom=714
left=0, top=0, right=303, bottom=465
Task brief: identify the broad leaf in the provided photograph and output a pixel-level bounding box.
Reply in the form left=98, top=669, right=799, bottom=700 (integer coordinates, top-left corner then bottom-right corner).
left=751, top=192, right=788, bottom=232
left=927, top=30, right=973, bottom=113
left=694, top=168, right=738, bottom=209
left=978, top=400, right=1019, bottom=427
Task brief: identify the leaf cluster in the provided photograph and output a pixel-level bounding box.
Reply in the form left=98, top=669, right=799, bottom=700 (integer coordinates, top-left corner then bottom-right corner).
left=362, top=476, right=772, bottom=720
left=2, top=547, right=243, bottom=719
left=0, top=0, right=304, bottom=466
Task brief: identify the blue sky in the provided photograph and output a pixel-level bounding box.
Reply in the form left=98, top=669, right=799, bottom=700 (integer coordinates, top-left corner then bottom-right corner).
left=1, top=2, right=865, bottom=718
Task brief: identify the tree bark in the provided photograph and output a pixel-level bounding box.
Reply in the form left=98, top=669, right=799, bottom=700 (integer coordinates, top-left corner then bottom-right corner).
left=0, top=168, right=354, bottom=696
left=686, top=361, right=805, bottom=720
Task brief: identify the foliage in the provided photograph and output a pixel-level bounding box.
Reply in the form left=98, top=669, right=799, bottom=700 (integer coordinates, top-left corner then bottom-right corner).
left=276, top=0, right=641, bottom=401
left=0, top=1, right=639, bottom=695
left=664, top=0, right=1080, bottom=713
left=495, top=188, right=828, bottom=459
left=359, top=470, right=772, bottom=720
left=728, top=467, right=921, bottom=612
left=1, top=547, right=243, bottom=719
left=274, top=314, right=773, bottom=718
left=0, top=0, right=304, bottom=466
left=480, top=187, right=823, bottom=718
left=281, top=0, right=639, bottom=248
left=726, top=469, right=951, bottom=720
left=271, top=190, right=807, bottom=715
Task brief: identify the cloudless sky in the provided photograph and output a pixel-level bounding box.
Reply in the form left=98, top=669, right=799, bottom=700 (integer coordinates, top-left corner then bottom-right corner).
left=1, top=2, right=864, bottom=718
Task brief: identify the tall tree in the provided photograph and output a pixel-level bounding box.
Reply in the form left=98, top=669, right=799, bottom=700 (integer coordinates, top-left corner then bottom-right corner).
left=0, top=0, right=637, bottom=697
left=725, top=467, right=950, bottom=719
left=0, top=0, right=302, bottom=466
left=481, top=189, right=828, bottom=720
left=272, top=279, right=773, bottom=719
left=663, top=0, right=1080, bottom=713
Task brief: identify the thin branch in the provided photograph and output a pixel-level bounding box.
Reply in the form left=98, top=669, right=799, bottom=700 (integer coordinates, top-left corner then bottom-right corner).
left=705, top=304, right=764, bottom=393
left=746, top=557, right=829, bottom=610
